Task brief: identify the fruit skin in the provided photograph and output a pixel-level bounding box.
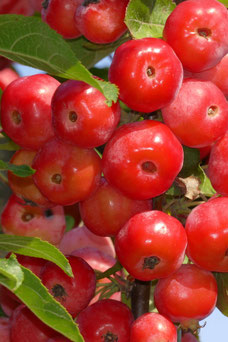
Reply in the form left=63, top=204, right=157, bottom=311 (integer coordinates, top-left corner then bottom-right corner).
left=162, top=78, right=228, bottom=148
left=102, top=120, right=184, bottom=200
left=184, top=53, right=228, bottom=98
left=208, top=132, right=228, bottom=196
left=52, top=80, right=121, bottom=148
left=0, top=317, right=11, bottom=342
left=130, top=312, right=177, bottom=342
left=154, top=264, right=218, bottom=324
left=32, top=137, right=102, bottom=206
left=59, top=225, right=116, bottom=257
left=8, top=149, right=54, bottom=208
left=1, top=74, right=59, bottom=150
left=182, top=332, right=198, bottom=342
left=1, top=194, right=66, bottom=246
left=0, top=285, right=19, bottom=316
left=75, top=0, right=129, bottom=44
left=185, top=196, right=228, bottom=272
left=41, top=0, right=81, bottom=39
left=76, top=299, right=134, bottom=342
left=0, top=0, right=34, bottom=15
left=115, top=210, right=187, bottom=281
left=41, top=255, right=96, bottom=317
left=79, top=177, right=152, bottom=237
left=10, top=305, right=54, bottom=342
left=109, top=37, right=183, bottom=113
left=0, top=67, right=18, bottom=90
left=163, top=0, right=228, bottom=72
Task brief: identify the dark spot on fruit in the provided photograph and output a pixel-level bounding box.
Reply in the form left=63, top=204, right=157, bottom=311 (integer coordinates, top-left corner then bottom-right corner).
left=102, top=331, right=118, bottom=342
left=143, top=256, right=160, bottom=270
left=83, top=0, right=100, bottom=6
left=11, top=110, right=22, bottom=125
left=52, top=284, right=67, bottom=300
left=207, top=105, right=218, bottom=117
left=69, top=111, right=77, bottom=122
left=141, top=161, right=157, bottom=173
left=197, top=27, right=211, bottom=39
left=44, top=209, right=53, bottom=218
left=146, top=66, right=156, bottom=78
left=21, top=212, right=34, bottom=222
left=51, top=174, right=62, bottom=184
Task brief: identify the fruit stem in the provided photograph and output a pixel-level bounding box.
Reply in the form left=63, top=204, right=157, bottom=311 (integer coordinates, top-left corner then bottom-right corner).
left=0, top=172, right=8, bottom=185
left=96, top=261, right=122, bottom=280
left=131, top=279, right=151, bottom=319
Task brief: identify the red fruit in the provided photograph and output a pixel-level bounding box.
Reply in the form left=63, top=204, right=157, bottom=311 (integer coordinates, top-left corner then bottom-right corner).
left=8, top=149, right=54, bottom=208
left=130, top=312, right=177, bottom=342
left=0, top=285, right=19, bottom=316
left=182, top=332, right=198, bottom=342
left=47, top=337, right=70, bottom=342
left=0, top=317, right=11, bottom=342
left=208, top=133, right=228, bottom=196
left=102, top=120, right=183, bottom=200
left=1, top=74, right=59, bottom=150
left=0, top=0, right=34, bottom=15
left=77, top=299, right=134, bottom=342
left=32, top=138, right=101, bottom=205
left=162, top=79, right=228, bottom=148
left=71, top=246, right=121, bottom=304
left=185, top=196, right=228, bottom=272
left=10, top=305, right=54, bottom=342
left=115, top=210, right=187, bottom=281
left=29, top=0, right=42, bottom=12
left=80, top=177, right=152, bottom=236
left=0, top=68, right=18, bottom=90
left=41, top=255, right=96, bottom=317
left=52, top=80, right=120, bottom=148
left=163, top=0, right=228, bottom=72
left=59, top=225, right=115, bottom=257
left=14, top=254, right=47, bottom=278
left=184, top=53, right=228, bottom=98
left=154, top=264, right=218, bottom=324
left=109, top=37, right=183, bottom=113
left=41, top=0, right=81, bottom=39
left=75, top=0, right=129, bottom=44
left=1, top=195, right=66, bottom=246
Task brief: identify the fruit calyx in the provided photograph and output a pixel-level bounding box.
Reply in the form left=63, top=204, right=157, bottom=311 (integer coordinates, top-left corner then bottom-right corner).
left=143, top=256, right=160, bottom=270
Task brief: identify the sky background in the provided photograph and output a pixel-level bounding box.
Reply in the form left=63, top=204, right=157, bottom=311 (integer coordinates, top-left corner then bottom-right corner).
left=13, top=61, right=228, bottom=342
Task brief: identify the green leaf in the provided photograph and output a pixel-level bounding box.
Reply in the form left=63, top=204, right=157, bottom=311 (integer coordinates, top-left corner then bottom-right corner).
left=0, top=235, right=73, bottom=277
left=67, top=34, right=129, bottom=69
left=218, top=0, right=228, bottom=7
left=194, top=165, right=216, bottom=197
left=14, top=266, right=84, bottom=342
left=0, top=14, right=118, bottom=104
left=125, top=0, right=176, bottom=39
left=0, top=88, right=2, bottom=102
left=0, top=141, right=20, bottom=151
left=178, top=146, right=200, bottom=178
left=0, top=254, right=24, bottom=291
left=65, top=215, right=75, bottom=232
left=215, top=272, right=228, bottom=316
left=0, top=159, right=35, bottom=177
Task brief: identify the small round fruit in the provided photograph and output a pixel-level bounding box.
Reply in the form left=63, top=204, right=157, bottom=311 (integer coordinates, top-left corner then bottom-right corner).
left=115, top=210, right=187, bottom=281
left=77, top=299, right=134, bottom=342
left=41, top=255, right=96, bottom=317
left=1, top=195, right=65, bottom=246
left=75, top=0, right=129, bottom=44
left=102, top=120, right=183, bottom=200
left=32, top=138, right=101, bottom=205
left=109, top=37, right=183, bottom=112
left=41, top=0, right=81, bottom=39
left=154, top=264, right=218, bottom=324
left=52, top=80, right=120, bottom=148
left=182, top=332, right=198, bottom=342
left=162, top=78, right=228, bottom=148
left=0, top=67, right=18, bottom=90
left=163, top=0, right=228, bottom=72
left=10, top=305, right=54, bottom=342
left=0, top=317, right=11, bottom=342
left=80, top=177, right=152, bottom=236
left=185, top=196, right=228, bottom=272
left=0, top=74, right=59, bottom=150
left=208, top=132, right=228, bottom=196
left=130, top=312, right=177, bottom=342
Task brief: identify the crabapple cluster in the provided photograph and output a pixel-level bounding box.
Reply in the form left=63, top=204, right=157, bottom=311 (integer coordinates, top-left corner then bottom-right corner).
left=1, top=0, right=228, bottom=341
